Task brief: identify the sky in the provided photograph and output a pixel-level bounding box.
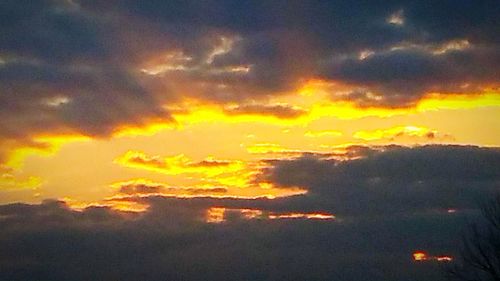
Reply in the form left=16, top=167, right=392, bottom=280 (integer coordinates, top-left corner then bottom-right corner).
left=0, top=0, right=499, bottom=280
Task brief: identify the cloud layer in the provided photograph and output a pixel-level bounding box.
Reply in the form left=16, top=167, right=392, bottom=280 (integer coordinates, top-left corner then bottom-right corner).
left=1, top=145, right=499, bottom=280
left=1, top=0, right=498, bottom=156
left=0, top=198, right=466, bottom=281
left=1, top=1, right=499, bottom=279
left=264, top=145, right=500, bottom=215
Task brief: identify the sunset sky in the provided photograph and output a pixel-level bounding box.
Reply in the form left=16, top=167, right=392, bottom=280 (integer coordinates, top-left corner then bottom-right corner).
left=1, top=1, right=499, bottom=280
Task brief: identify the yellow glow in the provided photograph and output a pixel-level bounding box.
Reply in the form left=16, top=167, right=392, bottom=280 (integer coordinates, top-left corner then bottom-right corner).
left=101, top=200, right=150, bottom=212
left=294, top=80, right=500, bottom=120
left=6, top=134, right=91, bottom=169
left=206, top=207, right=226, bottom=223
left=5, top=83, right=497, bottom=174
left=417, top=91, right=500, bottom=111
left=64, top=197, right=149, bottom=213
left=113, top=151, right=269, bottom=191
left=239, top=208, right=264, bottom=219
left=305, top=130, right=343, bottom=138
left=115, top=151, right=245, bottom=177
left=173, top=102, right=310, bottom=127
left=0, top=173, right=41, bottom=190
left=413, top=252, right=427, bottom=261
left=113, top=120, right=174, bottom=137
left=111, top=180, right=297, bottom=205
left=0, top=78, right=498, bottom=205
left=412, top=251, right=453, bottom=262
left=353, top=126, right=437, bottom=141
left=246, top=143, right=286, bottom=154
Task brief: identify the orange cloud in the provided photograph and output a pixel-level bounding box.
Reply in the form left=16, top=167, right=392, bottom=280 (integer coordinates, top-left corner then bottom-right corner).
left=205, top=207, right=335, bottom=223
left=353, top=126, right=454, bottom=143
left=110, top=179, right=228, bottom=196
left=268, top=212, right=335, bottom=220
left=115, top=151, right=244, bottom=177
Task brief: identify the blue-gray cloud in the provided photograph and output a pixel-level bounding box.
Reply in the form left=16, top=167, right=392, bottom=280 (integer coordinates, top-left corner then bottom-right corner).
left=1, top=0, right=499, bottom=152
left=265, top=145, right=500, bottom=215
left=1, top=145, right=499, bottom=280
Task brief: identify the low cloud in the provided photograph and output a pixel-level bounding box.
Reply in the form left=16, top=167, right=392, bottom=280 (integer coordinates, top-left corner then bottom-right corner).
left=265, top=145, right=500, bottom=215
left=2, top=145, right=495, bottom=280
left=112, top=179, right=228, bottom=196
left=0, top=196, right=478, bottom=281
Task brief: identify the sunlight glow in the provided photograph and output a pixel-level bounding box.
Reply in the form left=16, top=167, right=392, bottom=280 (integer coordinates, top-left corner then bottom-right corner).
left=206, top=207, right=226, bottom=223
left=413, top=251, right=453, bottom=262
left=353, top=126, right=438, bottom=141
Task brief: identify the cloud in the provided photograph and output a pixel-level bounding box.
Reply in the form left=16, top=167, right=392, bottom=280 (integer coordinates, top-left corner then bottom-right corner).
left=116, top=181, right=163, bottom=195
left=129, top=0, right=500, bottom=106
left=111, top=179, right=228, bottom=196
left=353, top=126, right=454, bottom=143
left=321, top=45, right=500, bottom=106
left=265, top=145, right=500, bottom=215
left=244, top=143, right=338, bottom=157
left=223, top=103, right=307, bottom=119
left=115, top=151, right=244, bottom=177
left=0, top=1, right=498, bottom=279
left=2, top=143, right=499, bottom=280
left=109, top=144, right=500, bottom=217
left=0, top=196, right=479, bottom=281
left=0, top=0, right=108, bottom=63
left=0, top=60, right=171, bottom=138
left=0, top=0, right=499, bottom=168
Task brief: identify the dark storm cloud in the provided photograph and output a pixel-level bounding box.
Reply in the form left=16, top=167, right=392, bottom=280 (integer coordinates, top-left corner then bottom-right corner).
left=0, top=0, right=108, bottom=63
left=322, top=45, right=500, bottom=106
left=114, top=0, right=500, bottom=104
left=0, top=60, right=170, bottom=138
left=265, top=145, right=500, bottom=215
left=0, top=0, right=173, bottom=154
left=1, top=0, right=499, bottom=156
left=0, top=196, right=482, bottom=281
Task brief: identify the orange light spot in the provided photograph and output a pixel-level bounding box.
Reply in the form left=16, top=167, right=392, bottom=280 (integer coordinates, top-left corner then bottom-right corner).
left=305, top=213, right=336, bottom=220
left=206, top=207, right=226, bottom=223
left=107, top=201, right=150, bottom=212
left=413, top=251, right=453, bottom=262
left=239, top=208, right=263, bottom=219
left=436, top=256, right=453, bottom=262
left=413, top=251, right=428, bottom=261
left=269, top=212, right=335, bottom=220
